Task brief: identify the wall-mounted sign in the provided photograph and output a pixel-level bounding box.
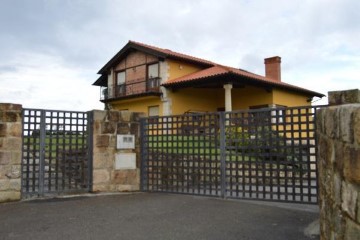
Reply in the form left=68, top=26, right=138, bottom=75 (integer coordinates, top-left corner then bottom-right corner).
left=115, top=153, right=136, bottom=169
left=117, top=134, right=135, bottom=149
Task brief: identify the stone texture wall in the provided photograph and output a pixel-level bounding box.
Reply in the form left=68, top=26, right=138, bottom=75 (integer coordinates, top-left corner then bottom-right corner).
left=317, top=89, right=360, bottom=240
left=91, top=110, right=145, bottom=192
left=0, top=103, right=22, bottom=203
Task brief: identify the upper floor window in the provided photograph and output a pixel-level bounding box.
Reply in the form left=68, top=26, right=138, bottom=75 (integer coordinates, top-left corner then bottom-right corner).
left=116, top=71, right=126, bottom=96
left=148, top=63, right=159, bottom=79
left=117, top=71, right=125, bottom=85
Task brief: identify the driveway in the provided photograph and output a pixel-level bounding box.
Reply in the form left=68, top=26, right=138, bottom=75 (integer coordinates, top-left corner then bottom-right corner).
left=0, top=193, right=319, bottom=240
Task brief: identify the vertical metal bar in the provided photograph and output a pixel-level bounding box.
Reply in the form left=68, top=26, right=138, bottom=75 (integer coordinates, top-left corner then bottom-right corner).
left=38, top=110, right=46, bottom=196
left=21, top=109, right=26, bottom=198
left=87, top=111, right=94, bottom=192
left=140, top=118, right=146, bottom=191
left=219, top=112, right=226, bottom=198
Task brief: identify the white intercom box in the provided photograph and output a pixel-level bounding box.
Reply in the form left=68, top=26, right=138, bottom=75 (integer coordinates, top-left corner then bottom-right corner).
left=116, top=134, right=135, bottom=149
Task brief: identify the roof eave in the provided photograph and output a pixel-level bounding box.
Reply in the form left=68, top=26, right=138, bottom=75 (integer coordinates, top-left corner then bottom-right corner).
left=97, top=41, right=167, bottom=74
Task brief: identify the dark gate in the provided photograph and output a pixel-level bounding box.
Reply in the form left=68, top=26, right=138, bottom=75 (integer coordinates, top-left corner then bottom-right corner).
left=140, top=106, right=322, bottom=204
left=21, top=108, right=93, bottom=198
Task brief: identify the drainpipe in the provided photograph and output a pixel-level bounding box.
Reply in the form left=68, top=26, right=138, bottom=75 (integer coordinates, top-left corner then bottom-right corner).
left=223, top=83, right=233, bottom=112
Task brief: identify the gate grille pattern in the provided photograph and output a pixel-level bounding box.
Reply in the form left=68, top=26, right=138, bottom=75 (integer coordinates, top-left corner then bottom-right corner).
left=22, top=109, right=92, bottom=198
left=141, top=106, right=320, bottom=204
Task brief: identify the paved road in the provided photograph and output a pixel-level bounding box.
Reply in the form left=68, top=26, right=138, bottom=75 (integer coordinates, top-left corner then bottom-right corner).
left=0, top=193, right=319, bottom=240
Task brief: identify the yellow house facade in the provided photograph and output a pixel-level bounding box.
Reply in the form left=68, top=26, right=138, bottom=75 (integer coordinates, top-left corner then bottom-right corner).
left=93, top=41, right=324, bottom=116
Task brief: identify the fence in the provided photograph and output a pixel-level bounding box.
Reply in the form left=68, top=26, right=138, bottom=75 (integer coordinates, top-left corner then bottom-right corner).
left=141, top=106, right=322, bottom=204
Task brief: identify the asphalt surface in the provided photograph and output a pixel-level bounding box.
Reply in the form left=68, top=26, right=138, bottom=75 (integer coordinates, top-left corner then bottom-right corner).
left=0, top=193, right=319, bottom=240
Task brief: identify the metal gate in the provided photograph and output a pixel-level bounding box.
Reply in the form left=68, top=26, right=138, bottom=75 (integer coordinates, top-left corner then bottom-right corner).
left=21, top=108, right=93, bottom=198
left=140, top=106, right=322, bottom=204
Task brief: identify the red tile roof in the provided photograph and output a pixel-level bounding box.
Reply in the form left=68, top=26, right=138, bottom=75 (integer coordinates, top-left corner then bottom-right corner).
left=163, top=64, right=324, bottom=97
left=96, top=40, right=324, bottom=97
left=129, top=40, right=215, bottom=66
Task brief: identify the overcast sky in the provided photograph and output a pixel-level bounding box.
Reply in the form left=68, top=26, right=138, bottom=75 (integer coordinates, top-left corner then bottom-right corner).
left=0, top=0, right=359, bottom=111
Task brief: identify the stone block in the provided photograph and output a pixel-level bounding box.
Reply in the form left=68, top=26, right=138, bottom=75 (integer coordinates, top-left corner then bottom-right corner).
left=0, top=103, right=22, bottom=111
left=0, top=165, right=11, bottom=178
left=0, top=191, right=21, bottom=203
left=109, top=135, right=116, bottom=148
left=94, top=121, right=101, bottom=134
left=6, top=165, right=21, bottom=179
left=324, top=108, right=339, bottom=139
left=343, top=147, right=360, bottom=184
left=319, top=135, right=334, bottom=166
left=108, top=111, right=119, bottom=122
left=3, top=137, right=22, bottom=151
left=93, top=169, right=110, bottom=184
left=130, top=123, right=140, bottom=137
left=9, top=179, right=21, bottom=191
left=341, top=181, right=358, bottom=220
left=101, top=122, right=116, bottom=134
left=354, top=108, right=360, bottom=146
left=96, top=135, right=110, bottom=147
left=92, top=184, right=110, bottom=192
left=117, top=123, right=130, bottom=134
left=345, top=218, right=360, bottom=240
left=10, top=151, right=21, bottom=165
left=112, top=169, right=139, bottom=185
left=333, top=208, right=346, bottom=240
left=92, top=110, right=107, bottom=122
left=334, top=142, right=345, bottom=176
left=2, top=112, right=21, bottom=122
left=316, top=109, right=325, bottom=134
left=0, top=179, right=10, bottom=191
left=0, top=123, right=7, bottom=137
left=334, top=173, right=342, bottom=207
left=357, top=195, right=360, bottom=224
left=9, top=123, right=22, bottom=137
left=339, top=107, right=355, bottom=143
left=119, top=111, right=131, bottom=122
left=117, top=184, right=139, bottom=192
left=329, top=89, right=360, bottom=105
left=0, top=151, right=11, bottom=165
left=93, top=152, right=113, bottom=169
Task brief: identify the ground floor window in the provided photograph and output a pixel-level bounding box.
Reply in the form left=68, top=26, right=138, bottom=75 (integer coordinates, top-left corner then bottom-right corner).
left=148, top=105, right=159, bottom=117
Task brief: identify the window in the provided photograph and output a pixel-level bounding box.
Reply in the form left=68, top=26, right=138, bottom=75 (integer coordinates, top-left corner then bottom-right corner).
left=148, top=105, right=159, bottom=117
left=117, top=71, right=125, bottom=85
left=147, top=63, right=159, bottom=79
left=116, top=71, right=126, bottom=95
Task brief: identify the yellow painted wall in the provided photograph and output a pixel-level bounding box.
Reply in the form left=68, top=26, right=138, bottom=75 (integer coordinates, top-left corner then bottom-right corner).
left=167, top=59, right=203, bottom=81
left=169, top=88, right=224, bottom=114
left=231, top=86, right=273, bottom=109
left=272, top=89, right=311, bottom=107
left=111, top=96, right=162, bottom=116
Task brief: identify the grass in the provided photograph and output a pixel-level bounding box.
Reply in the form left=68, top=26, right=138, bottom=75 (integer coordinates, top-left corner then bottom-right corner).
left=145, top=135, right=257, bottom=162
left=146, top=135, right=219, bottom=155
left=23, top=134, right=87, bottom=158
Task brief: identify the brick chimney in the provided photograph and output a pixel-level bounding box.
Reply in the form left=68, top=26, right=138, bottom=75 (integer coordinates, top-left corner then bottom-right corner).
left=264, top=56, right=281, bottom=82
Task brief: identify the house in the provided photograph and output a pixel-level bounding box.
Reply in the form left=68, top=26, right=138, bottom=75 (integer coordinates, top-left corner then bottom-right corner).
left=93, top=41, right=324, bottom=117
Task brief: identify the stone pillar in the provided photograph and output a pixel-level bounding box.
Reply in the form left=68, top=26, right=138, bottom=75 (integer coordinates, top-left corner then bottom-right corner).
left=317, top=89, right=360, bottom=240
left=0, top=103, right=22, bottom=203
left=224, top=83, right=233, bottom=112
left=91, top=110, right=145, bottom=192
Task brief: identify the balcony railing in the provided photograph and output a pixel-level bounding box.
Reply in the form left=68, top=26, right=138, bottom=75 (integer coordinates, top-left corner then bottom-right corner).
left=100, top=77, right=161, bottom=101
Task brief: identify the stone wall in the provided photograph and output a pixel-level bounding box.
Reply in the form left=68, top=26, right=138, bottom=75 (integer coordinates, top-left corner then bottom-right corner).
left=91, top=110, right=145, bottom=192
left=0, top=103, right=22, bottom=203
left=317, top=89, right=360, bottom=240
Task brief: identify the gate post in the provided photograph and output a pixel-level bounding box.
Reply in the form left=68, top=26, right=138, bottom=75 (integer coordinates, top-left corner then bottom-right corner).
left=219, top=112, right=226, bottom=198
left=0, top=103, right=22, bottom=203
